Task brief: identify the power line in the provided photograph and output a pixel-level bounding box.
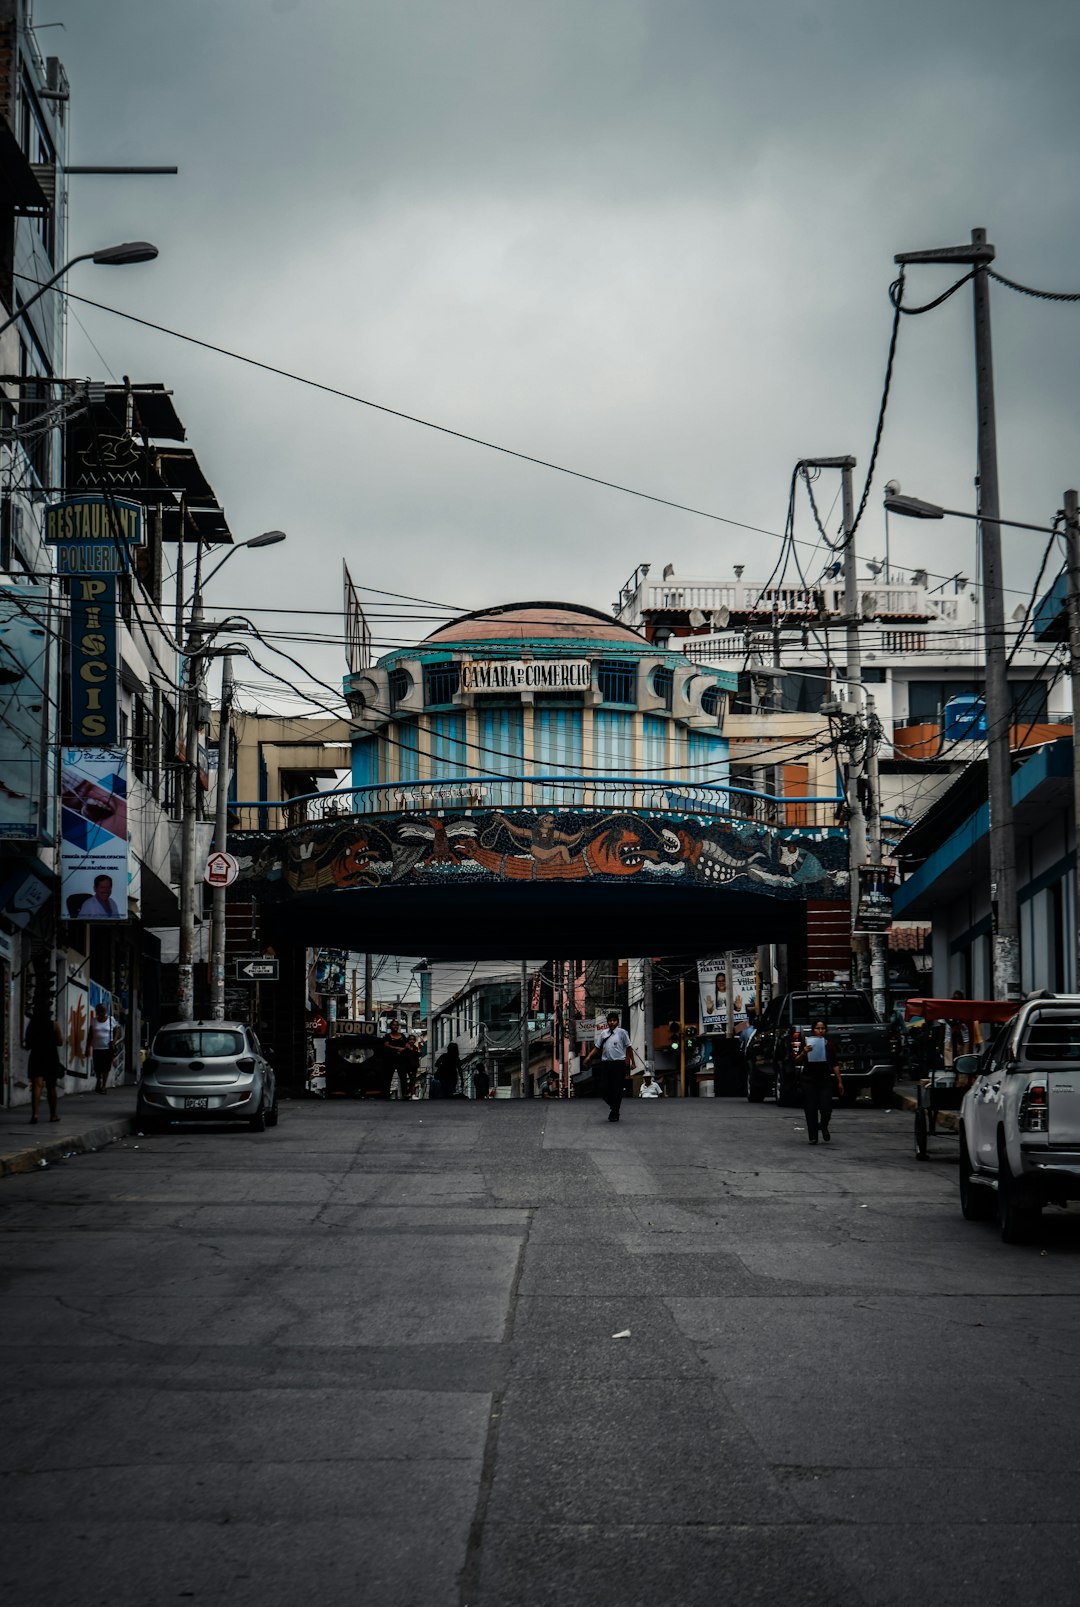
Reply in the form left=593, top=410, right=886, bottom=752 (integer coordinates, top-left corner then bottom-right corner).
left=33, top=277, right=787, bottom=541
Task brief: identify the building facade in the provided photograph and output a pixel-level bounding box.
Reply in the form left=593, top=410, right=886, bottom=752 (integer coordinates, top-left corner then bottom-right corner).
left=344, top=600, right=736, bottom=811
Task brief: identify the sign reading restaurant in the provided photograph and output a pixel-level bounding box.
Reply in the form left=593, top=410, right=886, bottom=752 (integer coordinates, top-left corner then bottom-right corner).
left=45, top=495, right=143, bottom=546
left=459, top=658, right=592, bottom=693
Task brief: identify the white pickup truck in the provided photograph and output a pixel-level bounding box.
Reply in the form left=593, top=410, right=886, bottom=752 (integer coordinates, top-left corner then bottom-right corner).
left=958, top=994, right=1080, bottom=1243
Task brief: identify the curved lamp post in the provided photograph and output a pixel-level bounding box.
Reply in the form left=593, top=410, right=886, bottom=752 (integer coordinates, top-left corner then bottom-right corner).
left=0, top=241, right=159, bottom=338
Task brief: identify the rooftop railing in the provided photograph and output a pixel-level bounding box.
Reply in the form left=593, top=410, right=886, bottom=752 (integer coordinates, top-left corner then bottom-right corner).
left=232, top=774, right=846, bottom=833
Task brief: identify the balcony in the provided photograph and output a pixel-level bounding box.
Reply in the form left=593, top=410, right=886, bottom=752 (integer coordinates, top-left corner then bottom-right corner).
left=232, top=774, right=845, bottom=833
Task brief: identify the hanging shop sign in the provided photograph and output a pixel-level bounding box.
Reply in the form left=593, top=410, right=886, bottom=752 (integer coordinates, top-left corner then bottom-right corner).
left=69, top=575, right=118, bottom=744
left=698, top=951, right=756, bottom=1032
left=0, top=586, right=52, bottom=840
left=0, top=858, right=53, bottom=927
left=60, top=748, right=129, bottom=922
left=45, top=496, right=143, bottom=577
left=459, top=658, right=592, bottom=693
left=854, top=864, right=895, bottom=935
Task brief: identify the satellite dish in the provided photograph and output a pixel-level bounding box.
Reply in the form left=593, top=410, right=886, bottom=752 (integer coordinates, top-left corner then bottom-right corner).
left=688, top=608, right=706, bottom=629
left=1011, top=604, right=1027, bottom=622
left=861, top=592, right=879, bottom=617
left=715, top=605, right=731, bottom=630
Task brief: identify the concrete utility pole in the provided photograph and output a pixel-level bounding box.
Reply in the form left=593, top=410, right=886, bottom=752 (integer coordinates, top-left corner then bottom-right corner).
left=895, top=228, right=1019, bottom=1000
left=177, top=598, right=203, bottom=1022
left=520, top=959, right=530, bottom=1098
left=209, top=650, right=234, bottom=1020
left=1064, top=489, right=1080, bottom=987
left=865, top=693, right=889, bottom=1018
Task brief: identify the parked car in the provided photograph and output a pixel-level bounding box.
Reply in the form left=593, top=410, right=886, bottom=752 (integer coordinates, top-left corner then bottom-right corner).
left=137, top=1021, right=277, bottom=1131
left=746, top=988, right=897, bottom=1107
left=958, top=993, right=1080, bottom=1242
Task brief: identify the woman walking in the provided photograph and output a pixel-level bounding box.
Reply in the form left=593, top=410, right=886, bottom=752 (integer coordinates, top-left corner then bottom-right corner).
left=797, top=1018, right=843, bottom=1144
left=26, top=1002, right=63, bottom=1124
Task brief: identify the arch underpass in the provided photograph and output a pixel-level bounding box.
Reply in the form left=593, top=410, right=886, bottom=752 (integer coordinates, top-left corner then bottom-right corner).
left=232, top=801, right=849, bottom=960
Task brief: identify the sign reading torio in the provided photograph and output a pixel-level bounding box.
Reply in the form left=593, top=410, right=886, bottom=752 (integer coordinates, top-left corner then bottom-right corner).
left=459, top=659, right=591, bottom=693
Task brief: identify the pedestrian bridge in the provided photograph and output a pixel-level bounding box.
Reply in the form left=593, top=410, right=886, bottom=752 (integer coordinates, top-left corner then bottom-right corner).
left=230, top=777, right=849, bottom=959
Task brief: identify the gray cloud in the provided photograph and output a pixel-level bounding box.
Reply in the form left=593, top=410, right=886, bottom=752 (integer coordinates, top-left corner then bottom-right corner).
left=43, top=0, right=1080, bottom=701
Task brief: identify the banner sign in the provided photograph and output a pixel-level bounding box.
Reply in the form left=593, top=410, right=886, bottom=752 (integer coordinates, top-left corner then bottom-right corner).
left=69, top=576, right=118, bottom=744
left=460, top=658, right=591, bottom=693
left=0, top=586, right=51, bottom=839
left=698, top=951, right=757, bottom=1031
left=854, top=864, right=895, bottom=934
left=60, top=748, right=129, bottom=922
left=46, top=495, right=143, bottom=547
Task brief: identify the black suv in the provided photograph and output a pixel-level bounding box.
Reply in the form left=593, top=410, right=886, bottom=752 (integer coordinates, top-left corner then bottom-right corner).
left=746, top=989, right=897, bottom=1107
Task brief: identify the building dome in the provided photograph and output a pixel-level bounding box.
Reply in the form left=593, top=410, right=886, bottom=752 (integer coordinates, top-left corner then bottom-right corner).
left=422, top=601, right=645, bottom=647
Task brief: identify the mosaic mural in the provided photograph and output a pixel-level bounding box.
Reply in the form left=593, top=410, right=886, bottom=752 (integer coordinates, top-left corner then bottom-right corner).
left=233, top=809, right=848, bottom=901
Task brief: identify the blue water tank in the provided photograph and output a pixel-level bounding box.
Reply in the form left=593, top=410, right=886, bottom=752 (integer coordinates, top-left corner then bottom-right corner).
left=943, top=694, right=987, bottom=741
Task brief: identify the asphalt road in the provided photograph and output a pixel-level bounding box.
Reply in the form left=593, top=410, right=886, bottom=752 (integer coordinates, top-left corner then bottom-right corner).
left=4, top=1094, right=1080, bottom=1607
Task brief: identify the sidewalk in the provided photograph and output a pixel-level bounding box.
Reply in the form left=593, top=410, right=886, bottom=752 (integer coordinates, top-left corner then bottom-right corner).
left=0, top=1085, right=135, bottom=1176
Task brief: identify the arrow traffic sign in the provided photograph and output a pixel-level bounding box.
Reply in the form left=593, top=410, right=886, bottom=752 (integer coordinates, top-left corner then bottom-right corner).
left=234, top=957, right=279, bottom=981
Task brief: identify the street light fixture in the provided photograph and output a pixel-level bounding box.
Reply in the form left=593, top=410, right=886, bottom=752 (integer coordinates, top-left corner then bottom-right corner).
left=186, top=531, right=287, bottom=610
left=0, top=241, right=158, bottom=337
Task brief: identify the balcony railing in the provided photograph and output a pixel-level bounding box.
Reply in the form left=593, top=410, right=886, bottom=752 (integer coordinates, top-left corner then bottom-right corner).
left=232, top=774, right=846, bottom=833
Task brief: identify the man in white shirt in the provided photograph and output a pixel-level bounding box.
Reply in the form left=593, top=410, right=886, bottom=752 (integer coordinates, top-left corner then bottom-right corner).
left=586, top=1011, right=635, bottom=1122
left=638, top=1071, right=664, bottom=1099
left=85, top=1002, right=117, bottom=1093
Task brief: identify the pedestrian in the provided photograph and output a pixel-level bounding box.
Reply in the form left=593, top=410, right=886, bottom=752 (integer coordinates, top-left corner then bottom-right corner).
left=382, top=1019, right=415, bottom=1100
left=25, top=1002, right=63, bottom=1124
left=85, top=1000, right=118, bottom=1094
left=434, top=1042, right=461, bottom=1099
left=934, top=989, right=981, bottom=1068
left=796, top=1017, right=843, bottom=1144
left=542, top=1070, right=560, bottom=1099
left=638, top=1070, right=664, bottom=1099
left=585, top=1011, right=635, bottom=1122
left=472, top=1065, right=491, bottom=1101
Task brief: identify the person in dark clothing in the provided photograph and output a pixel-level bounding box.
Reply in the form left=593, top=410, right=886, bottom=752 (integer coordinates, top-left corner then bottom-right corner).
left=382, top=1019, right=415, bottom=1100
left=796, top=1018, right=843, bottom=1144
left=434, top=1042, right=461, bottom=1099
left=472, top=1066, right=491, bottom=1101
left=25, top=1005, right=63, bottom=1124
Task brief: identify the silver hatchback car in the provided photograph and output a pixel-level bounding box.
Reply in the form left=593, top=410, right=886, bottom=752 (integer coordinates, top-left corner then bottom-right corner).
left=137, top=1021, right=278, bottom=1132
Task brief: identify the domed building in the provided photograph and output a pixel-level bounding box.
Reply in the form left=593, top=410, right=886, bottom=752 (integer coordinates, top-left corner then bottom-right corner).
left=344, top=601, right=736, bottom=808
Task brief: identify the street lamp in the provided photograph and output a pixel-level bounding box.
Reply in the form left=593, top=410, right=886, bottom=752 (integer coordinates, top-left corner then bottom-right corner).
left=176, top=532, right=287, bottom=1023
left=191, top=530, right=288, bottom=605
left=0, top=241, right=158, bottom=338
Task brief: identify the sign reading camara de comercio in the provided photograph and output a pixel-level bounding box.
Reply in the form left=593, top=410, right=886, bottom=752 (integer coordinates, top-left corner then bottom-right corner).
left=459, top=659, right=591, bottom=693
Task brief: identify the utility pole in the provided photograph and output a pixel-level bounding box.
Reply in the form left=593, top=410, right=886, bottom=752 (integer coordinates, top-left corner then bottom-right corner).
left=364, top=952, right=373, bottom=1027
left=865, top=693, right=889, bottom=1018
left=209, top=650, right=234, bottom=1021
left=678, top=974, right=686, bottom=1098
left=1064, top=489, right=1080, bottom=988
left=895, top=228, right=1018, bottom=1000
left=642, top=955, right=654, bottom=1076
left=177, top=598, right=203, bottom=1022
left=520, top=958, right=530, bottom=1098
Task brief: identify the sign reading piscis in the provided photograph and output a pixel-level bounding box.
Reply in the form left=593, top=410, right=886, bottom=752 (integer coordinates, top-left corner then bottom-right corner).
left=459, top=658, right=591, bottom=693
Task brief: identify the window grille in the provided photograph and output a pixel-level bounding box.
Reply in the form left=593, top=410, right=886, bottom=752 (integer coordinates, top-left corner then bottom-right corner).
left=423, top=661, right=460, bottom=705
left=596, top=659, right=636, bottom=705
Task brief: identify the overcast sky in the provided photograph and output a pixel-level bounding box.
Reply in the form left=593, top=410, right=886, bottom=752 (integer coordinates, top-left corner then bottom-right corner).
left=40, top=0, right=1080, bottom=712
